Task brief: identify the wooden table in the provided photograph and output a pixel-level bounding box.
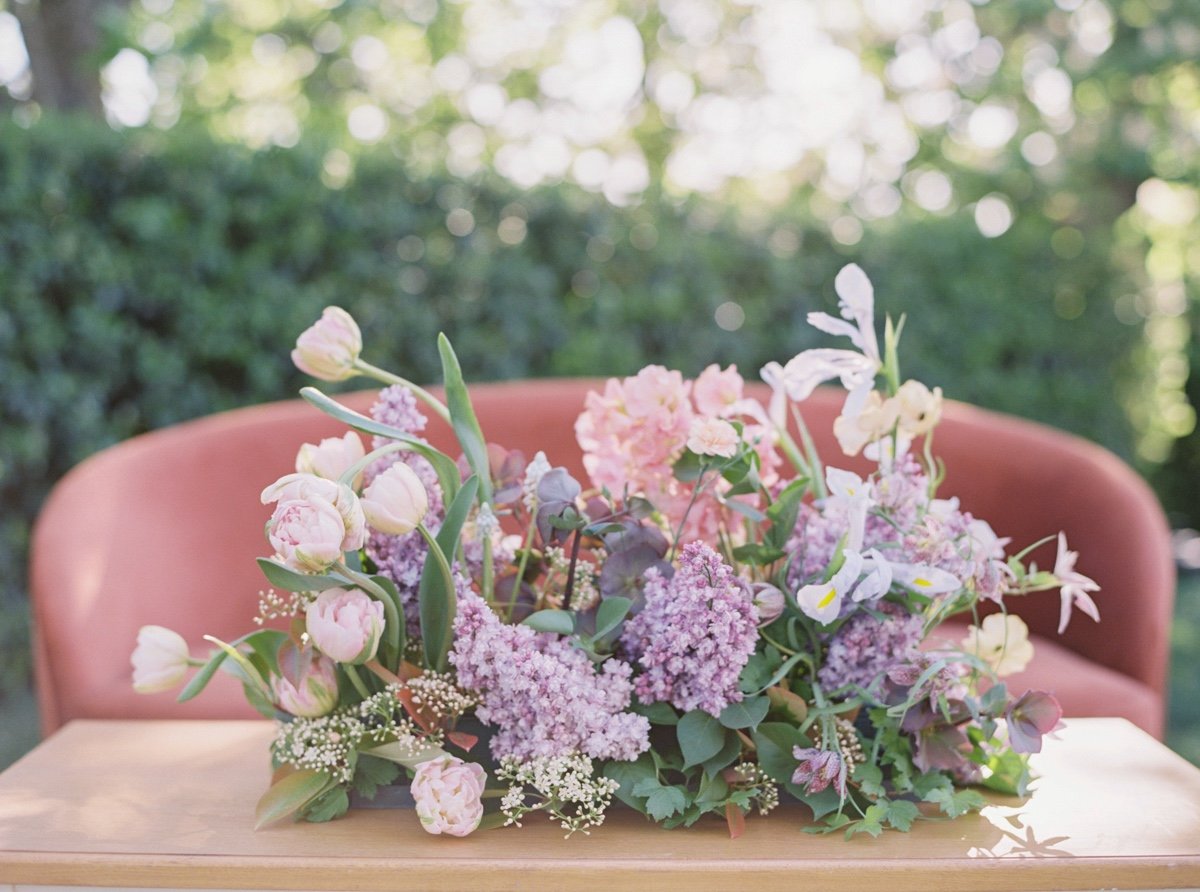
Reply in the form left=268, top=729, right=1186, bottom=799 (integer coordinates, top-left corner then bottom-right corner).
left=0, top=718, right=1197, bottom=891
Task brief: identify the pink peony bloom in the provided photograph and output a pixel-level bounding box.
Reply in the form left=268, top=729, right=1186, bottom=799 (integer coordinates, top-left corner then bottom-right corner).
left=131, top=625, right=191, bottom=694
left=267, top=497, right=349, bottom=573
left=296, top=431, right=366, bottom=488
left=410, top=756, right=487, bottom=837
left=272, top=652, right=338, bottom=717
left=305, top=587, right=385, bottom=664
left=291, top=306, right=362, bottom=381
left=362, top=462, right=429, bottom=536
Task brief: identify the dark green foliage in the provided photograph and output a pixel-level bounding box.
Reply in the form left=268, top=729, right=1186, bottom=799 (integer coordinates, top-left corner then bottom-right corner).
left=0, top=114, right=1145, bottom=743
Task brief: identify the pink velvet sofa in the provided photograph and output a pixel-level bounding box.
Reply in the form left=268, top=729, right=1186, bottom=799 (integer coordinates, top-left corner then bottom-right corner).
left=29, top=381, right=1176, bottom=738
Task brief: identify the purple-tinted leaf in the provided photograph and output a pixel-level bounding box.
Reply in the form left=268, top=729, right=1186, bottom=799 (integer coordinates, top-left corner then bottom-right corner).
left=913, top=724, right=972, bottom=773
left=598, top=543, right=673, bottom=609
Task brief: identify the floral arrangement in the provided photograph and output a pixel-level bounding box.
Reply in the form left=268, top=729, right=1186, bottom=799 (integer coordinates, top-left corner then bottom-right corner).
left=131, top=265, right=1099, bottom=839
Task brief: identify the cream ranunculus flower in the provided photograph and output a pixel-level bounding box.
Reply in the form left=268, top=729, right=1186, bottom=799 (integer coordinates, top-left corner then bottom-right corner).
left=291, top=306, right=362, bottom=381
left=131, top=625, right=191, bottom=694
left=962, top=613, right=1035, bottom=677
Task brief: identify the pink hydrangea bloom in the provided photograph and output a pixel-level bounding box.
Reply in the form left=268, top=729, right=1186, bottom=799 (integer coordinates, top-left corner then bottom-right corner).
left=621, top=542, right=758, bottom=716
left=450, top=592, right=650, bottom=762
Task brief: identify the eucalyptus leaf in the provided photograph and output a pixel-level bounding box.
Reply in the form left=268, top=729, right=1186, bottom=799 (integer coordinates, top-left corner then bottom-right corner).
left=593, top=596, right=632, bottom=639
left=521, top=609, right=575, bottom=635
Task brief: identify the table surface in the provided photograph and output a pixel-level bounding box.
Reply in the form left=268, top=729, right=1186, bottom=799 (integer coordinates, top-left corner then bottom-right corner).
left=0, top=718, right=1197, bottom=892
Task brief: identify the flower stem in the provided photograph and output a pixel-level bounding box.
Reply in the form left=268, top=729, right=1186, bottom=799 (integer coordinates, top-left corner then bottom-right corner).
left=344, top=663, right=372, bottom=700
left=354, top=359, right=451, bottom=425
left=416, top=522, right=458, bottom=603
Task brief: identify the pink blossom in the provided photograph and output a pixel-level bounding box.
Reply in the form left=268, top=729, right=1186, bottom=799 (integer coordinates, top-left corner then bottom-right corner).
left=261, top=473, right=366, bottom=556
left=410, top=756, right=487, bottom=837
left=693, top=364, right=745, bottom=417
left=1054, top=532, right=1100, bottom=634
left=687, top=417, right=739, bottom=458
left=305, top=587, right=385, bottom=664
left=272, top=652, right=338, bottom=717
left=291, top=306, right=362, bottom=381
left=267, top=498, right=349, bottom=573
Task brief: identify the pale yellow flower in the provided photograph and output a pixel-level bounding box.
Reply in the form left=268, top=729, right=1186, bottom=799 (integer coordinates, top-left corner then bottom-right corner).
left=962, top=613, right=1035, bottom=677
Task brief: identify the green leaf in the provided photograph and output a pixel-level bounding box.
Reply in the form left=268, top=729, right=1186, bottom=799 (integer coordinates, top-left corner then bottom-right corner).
left=603, top=755, right=657, bottom=812
left=718, top=696, right=770, bottom=730
left=632, top=700, right=679, bottom=725
left=437, top=334, right=493, bottom=503
left=419, top=475, right=479, bottom=671
left=594, top=596, right=633, bottom=639
left=673, top=450, right=704, bottom=483
left=926, top=787, right=986, bottom=819
left=203, top=635, right=271, bottom=698
left=300, top=387, right=461, bottom=503
left=978, top=749, right=1032, bottom=797
left=677, top=710, right=725, bottom=768
left=730, top=543, right=788, bottom=566
left=243, top=629, right=288, bottom=679
left=723, top=499, right=766, bottom=523
left=885, top=799, right=920, bottom=832
left=695, top=771, right=731, bottom=804
left=521, top=609, right=575, bottom=635
left=852, top=762, right=886, bottom=797
left=303, top=786, right=350, bottom=823
left=255, top=769, right=337, bottom=829
left=362, top=740, right=447, bottom=769
left=752, top=722, right=808, bottom=784
left=644, top=785, right=689, bottom=822
left=787, top=782, right=843, bottom=821
left=764, top=480, right=807, bottom=551
left=255, top=558, right=346, bottom=594
left=701, top=730, right=743, bottom=774
left=351, top=754, right=402, bottom=800
left=368, top=573, right=405, bottom=666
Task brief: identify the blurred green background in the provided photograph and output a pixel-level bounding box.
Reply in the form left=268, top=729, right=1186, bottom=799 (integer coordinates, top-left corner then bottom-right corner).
left=1, top=0, right=1198, bottom=768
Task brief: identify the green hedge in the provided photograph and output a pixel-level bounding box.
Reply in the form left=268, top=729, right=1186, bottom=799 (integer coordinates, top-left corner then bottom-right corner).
left=0, top=115, right=1150, bottom=708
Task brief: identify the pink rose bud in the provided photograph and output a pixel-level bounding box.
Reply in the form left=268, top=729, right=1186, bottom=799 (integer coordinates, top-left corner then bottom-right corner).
left=296, top=432, right=366, bottom=488
left=306, top=587, right=385, bottom=664
left=267, top=497, right=349, bottom=573
left=272, top=651, right=339, bottom=717
left=291, top=306, right=362, bottom=381
left=750, top=582, right=786, bottom=625
left=131, top=625, right=191, bottom=694
left=361, top=462, right=429, bottom=536
left=410, top=755, right=487, bottom=837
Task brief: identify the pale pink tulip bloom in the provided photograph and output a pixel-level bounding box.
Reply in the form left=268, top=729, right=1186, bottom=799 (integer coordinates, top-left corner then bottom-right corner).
left=411, top=756, right=487, bottom=837
left=306, top=587, right=385, bottom=664
left=362, top=462, right=429, bottom=535
left=291, top=306, right=362, bottom=381
left=131, top=625, right=191, bottom=694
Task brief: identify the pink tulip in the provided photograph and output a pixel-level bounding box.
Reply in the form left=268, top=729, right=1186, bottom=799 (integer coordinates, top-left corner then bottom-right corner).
left=131, top=625, right=191, bottom=694
left=267, top=498, right=349, bottom=573
left=296, top=432, right=366, bottom=488
left=410, top=756, right=487, bottom=837
left=262, top=473, right=366, bottom=559
left=272, top=652, right=339, bottom=717
left=291, top=306, right=362, bottom=381
left=361, top=462, right=428, bottom=536
left=306, top=587, right=385, bottom=664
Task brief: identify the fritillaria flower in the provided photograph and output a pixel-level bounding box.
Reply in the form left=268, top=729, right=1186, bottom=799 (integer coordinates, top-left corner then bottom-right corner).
left=791, top=747, right=847, bottom=798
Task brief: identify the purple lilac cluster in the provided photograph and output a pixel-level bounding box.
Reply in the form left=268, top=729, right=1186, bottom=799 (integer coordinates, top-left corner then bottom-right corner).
left=450, top=592, right=651, bottom=761
left=817, top=602, right=923, bottom=695
left=621, top=542, right=758, bottom=717
left=365, top=386, right=445, bottom=630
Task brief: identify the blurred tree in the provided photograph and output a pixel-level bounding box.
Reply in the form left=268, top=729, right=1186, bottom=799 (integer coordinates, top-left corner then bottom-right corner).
left=8, top=0, right=125, bottom=115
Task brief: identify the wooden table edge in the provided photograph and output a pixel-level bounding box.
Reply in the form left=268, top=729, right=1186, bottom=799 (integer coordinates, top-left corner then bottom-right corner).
left=4, top=850, right=1200, bottom=891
